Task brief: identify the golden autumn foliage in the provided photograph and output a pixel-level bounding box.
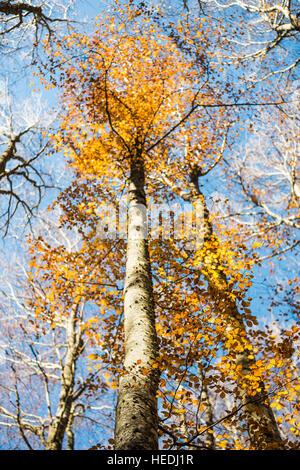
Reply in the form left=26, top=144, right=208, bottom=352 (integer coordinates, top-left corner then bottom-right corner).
left=18, top=1, right=299, bottom=450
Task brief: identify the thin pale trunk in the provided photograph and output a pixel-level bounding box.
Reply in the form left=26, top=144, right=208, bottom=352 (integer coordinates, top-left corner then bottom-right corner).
left=177, top=386, right=193, bottom=450
left=66, top=405, right=75, bottom=450
left=163, top=170, right=283, bottom=449
left=46, top=307, right=79, bottom=450
left=198, top=364, right=215, bottom=450
left=114, top=158, right=159, bottom=450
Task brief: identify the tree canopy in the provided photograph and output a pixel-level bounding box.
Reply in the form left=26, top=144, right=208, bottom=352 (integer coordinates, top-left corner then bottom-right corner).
left=0, top=0, right=298, bottom=452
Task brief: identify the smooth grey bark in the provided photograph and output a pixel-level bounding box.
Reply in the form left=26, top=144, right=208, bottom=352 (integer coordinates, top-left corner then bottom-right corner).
left=178, top=402, right=192, bottom=448
left=176, top=385, right=194, bottom=450
left=198, top=364, right=215, bottom=450
left=46, top=305, right=82, bottom=450
left=114, top=157, right=159, bottom=450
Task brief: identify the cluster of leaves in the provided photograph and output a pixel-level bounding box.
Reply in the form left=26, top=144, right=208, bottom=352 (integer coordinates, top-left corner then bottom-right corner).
left=0, top=0, right=298, bottom=450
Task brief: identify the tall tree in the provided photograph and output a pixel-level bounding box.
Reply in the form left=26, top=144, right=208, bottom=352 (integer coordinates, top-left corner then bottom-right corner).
left=24, top=1, right=299, bottom=451
left=156, top=162, right=284, bottom=449
left=40, top=3, right=229, bottom=449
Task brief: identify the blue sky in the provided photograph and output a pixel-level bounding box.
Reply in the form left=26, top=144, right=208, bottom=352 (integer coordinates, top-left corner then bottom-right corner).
left=0, top=0, right=298, bottom=449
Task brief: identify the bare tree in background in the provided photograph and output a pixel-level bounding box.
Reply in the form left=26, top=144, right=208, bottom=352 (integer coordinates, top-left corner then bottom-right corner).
left=0, top=1, right=80, bottom=233
left=0, top=83, right=60, bottom=233
left=0, top=0, right=75, bottom=58
left=184, top=0, right=300, bottom=82
left=0, top=216, right=114, bottom=450
left=233, top=106, right=300, bottom=254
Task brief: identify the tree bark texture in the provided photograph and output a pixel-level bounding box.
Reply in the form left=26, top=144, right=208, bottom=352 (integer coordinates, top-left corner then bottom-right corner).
left=114, top=158, right=160, bottom=450
left=46, top=306, right=81, bottom=450
left=198, top=364, right=215, bottom=449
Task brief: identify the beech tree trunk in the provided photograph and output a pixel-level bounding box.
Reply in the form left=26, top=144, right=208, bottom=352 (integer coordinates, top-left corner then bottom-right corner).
left=198, top=364, right=215, bottom=449
left=177, top=385, right=194, bottom=450
left=114, top=157, right=159, bottom=450
left=46, top=306, right=81, bottom=450
left=162, top=170, right=283, bottom=449
left=187, top=173, right=283, bottom=450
